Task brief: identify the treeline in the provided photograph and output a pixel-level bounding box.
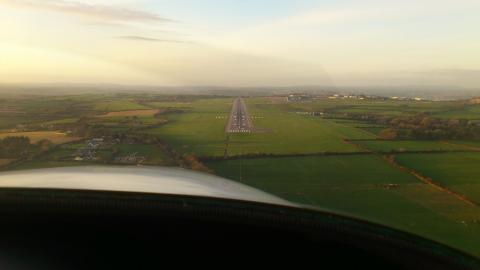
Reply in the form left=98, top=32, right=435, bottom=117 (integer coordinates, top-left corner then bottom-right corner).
left=0, top=136, right=53, bottom=159
left=347, top=114, right=480, bottom=140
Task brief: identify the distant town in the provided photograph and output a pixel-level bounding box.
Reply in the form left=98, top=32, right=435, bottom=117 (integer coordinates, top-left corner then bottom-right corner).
left=286, top=93, right=425, bottom=102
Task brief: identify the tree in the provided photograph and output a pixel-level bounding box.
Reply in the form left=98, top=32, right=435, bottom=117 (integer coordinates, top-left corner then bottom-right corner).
left=0, top=136, right=31, bottom=158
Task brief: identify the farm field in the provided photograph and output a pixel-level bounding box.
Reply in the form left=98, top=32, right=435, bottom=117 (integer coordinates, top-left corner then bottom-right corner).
left=226, top=118, right=372, bottom=156
left=286, top=99, right=454, bottom=116
left=40, top=118, right=79, bottom=125
left=206, top=155, right=480, bottom=256
left=0, top=115, right=29, bottom=129
left=226, top=98, right=375, bottom=155
left=145, top=101, right=195, bottom=109
left=448, top=141, right=480, bottom=149
left=144, top=98, right=234, bottom=157
left=432, top=105, right=480, bottom=120
left=395, top=153, right=480, bottom=205
left=0, top=131, right=82, bottom=144
left=96, top=109, right=160, bottom=118
left=94, top=114, right=166, bottom=128
left=94, top=100, right=151, bottom=111
left=145, top=97, right=376, bottom=157
left=353, top=140, right=473, bottom=152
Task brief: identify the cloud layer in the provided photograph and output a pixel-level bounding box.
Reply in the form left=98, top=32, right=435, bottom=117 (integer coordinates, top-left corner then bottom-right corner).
left=3, top=0, right=172, bottom=22
left=115, top=36, right=192, bottom=44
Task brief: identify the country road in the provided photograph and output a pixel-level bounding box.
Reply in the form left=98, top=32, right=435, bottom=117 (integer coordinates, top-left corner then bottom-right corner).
left=225, top=98, right=253, bottom=133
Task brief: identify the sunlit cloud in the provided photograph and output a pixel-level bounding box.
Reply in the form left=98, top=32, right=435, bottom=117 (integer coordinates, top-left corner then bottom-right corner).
left=115, top=36, right=193, bottom=44
left=2, top=0, right=173, bottom=23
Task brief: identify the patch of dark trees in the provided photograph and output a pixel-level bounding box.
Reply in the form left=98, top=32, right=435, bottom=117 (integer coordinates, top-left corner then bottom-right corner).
left=0, top=136, right=53, bottom=159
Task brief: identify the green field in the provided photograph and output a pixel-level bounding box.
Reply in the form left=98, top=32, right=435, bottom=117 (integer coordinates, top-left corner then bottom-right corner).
left=286, top=99, right=455, bottom=116
left=449, top=141, right=480, bottom=149
left=0, top=115, right=29, bottom=129
left=40, top=118, right=79, bottom=125
left=207, top=155, right=480, bottom=256
left=94, top=100, right=151, bottom=111
left=331, top=120, right=386, bottom=135
left=432, top=105, right=480, bottom=120
left=94, top=115, right=164, bottom=127
left=144, top=98, right=232, bottom=157
left=144, top=97, right=376, bottom=157
left=396, top=153, right=480, bottom=204
left=354, top=140, right=473, bottom=152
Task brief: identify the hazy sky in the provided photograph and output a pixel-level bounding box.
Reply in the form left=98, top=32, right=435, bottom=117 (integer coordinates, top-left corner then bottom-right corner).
left=1, top=0, right=480, bottom=88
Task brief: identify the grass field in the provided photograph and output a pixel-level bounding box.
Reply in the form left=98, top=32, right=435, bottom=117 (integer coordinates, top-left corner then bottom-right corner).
left=448, top=141, right=480, bottom=150
left=0, top=115, right=30, bottom=130
left=226, top=98, right=375, bottom=155
left=40, top=118, right=79, bottom=125
left=145, top=97, right=376, bottom=157
left=331, top=120, right=386, bottom=135
left=354, top=140, right=473, bottom=152
left=94, top=100, right=151, bottom=111
left=395, top=153, right=480, bottom=205
left=145, top=101, right=194, bottom=109
left=286, top=99, right=455, bottom=116
left=144, top=98, right=233, bottom=157
left=432, top=105, right=480, bottom=120
left=96, top=109, right=160, bottom=118
left=207, top=155, right=480, bottom=256
left=0, top=131, right=82, bottom=144
left=94, top=114, right=166, bottom=127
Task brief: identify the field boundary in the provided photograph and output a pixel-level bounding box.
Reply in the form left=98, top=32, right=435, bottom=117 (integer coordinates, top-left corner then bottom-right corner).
left=384, top=155, right=477, bottom=206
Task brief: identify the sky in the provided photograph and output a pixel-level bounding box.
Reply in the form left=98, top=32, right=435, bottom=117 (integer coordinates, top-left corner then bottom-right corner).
left=1, top=0, right=480, bottom=88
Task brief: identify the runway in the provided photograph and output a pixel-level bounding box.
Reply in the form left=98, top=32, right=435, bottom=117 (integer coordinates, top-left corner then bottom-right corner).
left=225, top=98, right=253, bottom=133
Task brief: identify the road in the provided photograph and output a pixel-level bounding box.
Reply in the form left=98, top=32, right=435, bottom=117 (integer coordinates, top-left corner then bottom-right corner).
left=225, top=98, right=253, bottom=133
